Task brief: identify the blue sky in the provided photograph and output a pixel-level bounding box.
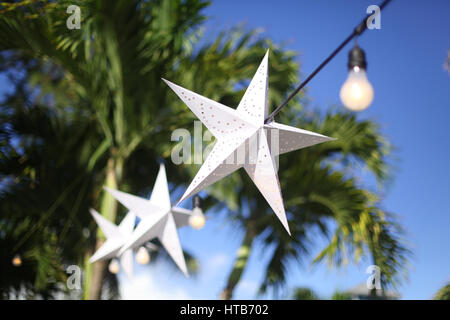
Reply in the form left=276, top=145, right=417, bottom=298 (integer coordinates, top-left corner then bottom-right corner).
left=1, top=0, right=449, bottom=300
left=121, top=0, right=449, bottom=300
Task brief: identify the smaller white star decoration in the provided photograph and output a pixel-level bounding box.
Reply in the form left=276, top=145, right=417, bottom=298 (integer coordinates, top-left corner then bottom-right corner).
left=105, top=164, right=194, bottom=276
left=163, top=50, right=335, bottom=235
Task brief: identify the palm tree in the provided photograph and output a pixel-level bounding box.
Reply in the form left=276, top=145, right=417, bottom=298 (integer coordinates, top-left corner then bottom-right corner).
left=0, top=0, right=410, bottom=300
left=0, top=0, right=302, bottom=299
left=218, top=110, right=410, bottom=299
left=292, top=287, right=351, bottom=300
left=331, top=290, right=352, bottom=300
left=292, top=287, right=319, bottom=300
left=433, top=283, right=450, bottom=300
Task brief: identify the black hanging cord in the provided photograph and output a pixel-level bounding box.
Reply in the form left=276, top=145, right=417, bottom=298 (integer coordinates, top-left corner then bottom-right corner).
left=264, top=0, right=393, bottom=123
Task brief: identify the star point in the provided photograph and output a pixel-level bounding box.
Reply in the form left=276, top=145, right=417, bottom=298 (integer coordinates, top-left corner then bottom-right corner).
left=89, top=208, right=136, bottom=279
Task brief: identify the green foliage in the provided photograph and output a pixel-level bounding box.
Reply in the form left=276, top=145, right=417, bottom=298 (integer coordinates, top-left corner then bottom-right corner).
left=292, top=287, right=352, bottom=300
left=433, top=283, right=450, bottom=300
left=0, top=0, right=216, bottom=298
left=0, top=0, right=410, bottom=299
left=331, top=290, right=352, bottom=300
left=221, top=109, right=410, bottom=297
left=292, top=287, right=319, bottom=300
left=292, top=287, right=351, bottom=300
left=0, top=0, right=304, bottom=298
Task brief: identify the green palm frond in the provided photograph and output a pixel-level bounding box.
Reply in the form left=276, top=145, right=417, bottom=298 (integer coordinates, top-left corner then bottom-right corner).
left=0, top=0, right=410, bottom=300
left=433, top=283, right=450, bottom=300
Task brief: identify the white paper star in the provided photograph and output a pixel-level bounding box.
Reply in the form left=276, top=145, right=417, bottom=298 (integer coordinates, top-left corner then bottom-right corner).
left=163, top=50, right=334, bottom=235
left=105, top=164, right=193, bottom=276
left=89, top=209, right=135, bottom=279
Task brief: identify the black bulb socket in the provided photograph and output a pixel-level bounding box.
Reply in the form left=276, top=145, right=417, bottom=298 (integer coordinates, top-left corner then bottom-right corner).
left=348, top=45, right=367, bottom=70
left=193, top=195, right=201, bottom=209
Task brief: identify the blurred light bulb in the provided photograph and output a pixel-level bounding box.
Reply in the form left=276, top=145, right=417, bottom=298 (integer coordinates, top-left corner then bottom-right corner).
left=340, top=66, right=374, bottom=111
left=12, top=254, right=22, bottom=267
left=136, top=247, right=150, bottom=264
left=82, top=228, right=90, bottom=239
left=108, top=259, right=120, bottom=274
left=189, top=207, right=206, bottom=230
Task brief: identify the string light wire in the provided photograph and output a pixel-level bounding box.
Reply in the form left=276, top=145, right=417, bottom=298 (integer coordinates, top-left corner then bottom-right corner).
left=265, top=0, right=393, bottom=123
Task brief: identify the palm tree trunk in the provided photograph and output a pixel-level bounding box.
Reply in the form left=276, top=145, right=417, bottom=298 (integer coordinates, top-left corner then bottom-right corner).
left=220, top=221, right=256, bottom=300
left=83, top=156, right=122, bottom=300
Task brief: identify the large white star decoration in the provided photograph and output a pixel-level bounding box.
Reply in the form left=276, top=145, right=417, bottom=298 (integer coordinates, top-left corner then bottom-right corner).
left=105, top=164, right=194, bottom=276
left=163, top=50, right=335, bottom=235
left=89, top=209, right=136, bottom=279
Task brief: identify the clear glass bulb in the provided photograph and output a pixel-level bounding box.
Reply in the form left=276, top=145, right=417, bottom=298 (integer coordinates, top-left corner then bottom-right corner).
left=340, top=66, right=374, bottom=111
left=189, top=207, right=206, bottom=230
left=108, top=259, right=120, bottom=274
left=136, top=246, right=150, bottom=264
left=12, top=254, right=22, bottom=267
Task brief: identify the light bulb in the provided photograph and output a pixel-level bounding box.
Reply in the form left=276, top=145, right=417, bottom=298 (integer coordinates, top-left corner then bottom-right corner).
left=136, top=247, right=150, bottom=264
left=340, top=66, right=374, bottom=111
left=108, top=259, right=120, bottom=274
left=189, top=207, right=206, bottom=230
left=12, top=254, right=22, bottom=267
